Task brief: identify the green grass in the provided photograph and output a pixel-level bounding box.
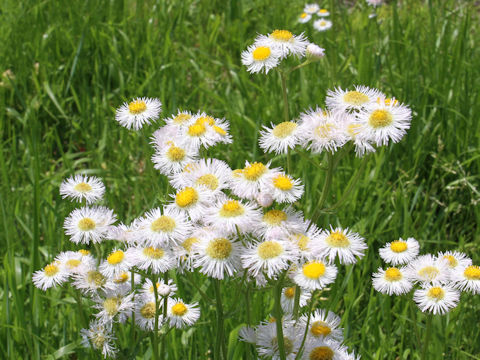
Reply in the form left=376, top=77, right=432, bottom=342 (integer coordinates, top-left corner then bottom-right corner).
left=1, top=0, right=479, bottom=359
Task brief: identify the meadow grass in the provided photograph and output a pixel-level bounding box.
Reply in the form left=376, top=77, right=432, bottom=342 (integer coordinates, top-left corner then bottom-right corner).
left=1, top=0, right=479, bottom=359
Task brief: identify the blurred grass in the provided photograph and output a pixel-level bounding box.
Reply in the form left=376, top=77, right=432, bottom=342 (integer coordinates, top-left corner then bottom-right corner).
left=0, top=0, right=479, bottom=359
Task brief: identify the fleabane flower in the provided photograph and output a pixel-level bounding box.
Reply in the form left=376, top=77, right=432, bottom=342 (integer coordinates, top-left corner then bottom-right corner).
left=259, top=121, right=300, bottom=154
left=304, top=3, right=320, bottom=14
left=167, top=298, right=200, bottom=328
left=151, top=139, right=199, bottom=176
left=72, top=267, right=110, bottom=295
left=451, top=265, right=480, bottom=294
left=300, top=309, right=343, bottom=343
left=164, top=110, right=194, bottom=128
left=313, top=19, right=332, bottom=32
left=130, top=245, right=176, bottom=274
left=256, top=318, right=301, bottom=359
left=437, top=250, right=472, bottom=270
left=255, top=30, right=309, bottom=58
left=302, top=338, right=348, bottom=360
left=288, top=222, right=323, bottom=260
left=64, top=206, right=116, bottom=244
left=379, top=237, right=420, bottom=265
left=32, top=261, right=69, bottom=291
left=230, top=161, right=279, bottom=200
left=413, top=284, right=460, bottom=315
left=141, top=278, right=178, bottom=302
left=80, top=320, right=117, bottom=358
left=56, top=250, right=95, bottom=274
left=372, top=266, right=412, bottom=295
left=281, top=286, right=311, bottom=313
left=135, top=299, right=159, bottom=331
left=99, top=249, right=134, bottom=278
left=298, top=12, right=312, bottom=23
left=293, top=258, right=337, bottom=291
left=115, top=97, right=162, bottom=130
left=342, top=116, right=376, bottom=157
left=406, top=254, right=450, bottom=285
left=314, top=227, right=367, bottom=264
left=255, top=206, right=304, bottom=237
left=241, top=43, right=281, bottom=74
left=317, top=8, right=330, bottom=17
left=168, top=185, right=212, bottom=222
left=266, top=172, right=304, bottom=204
left=60, top=175, right=105, bottom=204
left=306, top=43, right=325, bottom=60
left=94, top=292, right=134, bottom=324
left=326, top=85, right=383, bottom=113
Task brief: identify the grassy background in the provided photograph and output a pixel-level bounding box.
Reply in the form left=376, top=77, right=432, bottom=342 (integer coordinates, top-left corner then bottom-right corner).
left=1, top=0, right=479, bottom=358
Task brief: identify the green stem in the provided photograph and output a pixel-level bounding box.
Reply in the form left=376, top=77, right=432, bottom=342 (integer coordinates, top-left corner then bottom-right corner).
left=422, top=314, right=433, bottom=360
left=273, top=280, right=287, bottom=360
left=94, top=243, right=102, bottom=266
left=214, top=279, right=227, bottom=360
left=160, top=272, right=169, bottom=360
left=287, top=60, right=312, bottom=74
left=130, top=271, right=136, bottom=344
left=309, top=153, right=335, bottom=228
left=151, top=276, right=160, bottom=360
left=409, top=301, right=421, bottom=353
left=292, top=285, right=301, bottom=319
left=295, top=290, right=318, bottom=360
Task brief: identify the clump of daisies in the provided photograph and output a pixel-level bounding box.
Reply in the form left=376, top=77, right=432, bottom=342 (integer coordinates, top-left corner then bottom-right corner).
left=372, top=237, right=479, bottom=315
left=298, top=3, right=333, bottom=32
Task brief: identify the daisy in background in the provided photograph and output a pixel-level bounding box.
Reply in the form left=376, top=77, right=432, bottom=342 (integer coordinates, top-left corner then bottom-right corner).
left=254, top=30, right=309, bottom=58
left=298, top=12, right=312, bottom=23
left=313, top=19, right=332, bottom=32
left=293, top=258, right=337, bottom=291
left=81, top=320, right=117, bottom=358
left=302, top=337, right=348, bottom=360
left=167, top=298, right=200, bottom=328
left=99, top=248, right=134, bottom=278
left=355, top=97, right=412, bottom=146
left=230, top=161, right=280, bottom=200
left=72, top=267, right=110, bottom=295
left=115, top=97, right=162, bottom=130
left=255, top=206, right=304, bottom=237
left=107, top=271, right=140, bottom=296
left=60, top=175, right=105, bottom=204
left=256, top=318, right=301, bottom=359
left=32, top=261, right=69, bottom=291
left=304, top=3, right=320, bottom=14
left=259, top=121, right=300, bottom=154
left=366, top=0, right=384, bottom=7
left=94, top=292, right=134, bottom=324
left=288, top=221, right=323, bottom=260
left=451, top=264, right=480, bottom=294
left=107, top=221, right=140, bottom=245
left=168, top=185, right=212, bottom=222
left=317, top=8, right=330, bottom=17
left=266, top=172, right=304, bottom=204
left=56, top=250, right=95, bottom=275
left=413, top=284, right=460, bottom=315
left=326, top=85, right=383, bottom=113
left=130, top=245, right=176, bottom=274
left=241, top=43, right=281, bottom=74
left=281, top=286, right=311, bottom=313
left=379, top=237, right=420, bottom=265
left=64, top=206, right=116, bottom=244
left=437, top=250, right=472, bottom=270
left=314, top=226, right=367, bottom=265
left=372, top=266, right=412, bottom=295
left=300, top=309, right=343, bottom=343
left=406, top=254, right=450, bottom=285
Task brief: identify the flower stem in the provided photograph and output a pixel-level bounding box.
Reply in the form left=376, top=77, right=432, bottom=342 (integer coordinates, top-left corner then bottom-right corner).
left=130, top=271, right=136, bottom=344
left=273, top=280, right=287, bottom=360
left=214, top=279, right=227, bottom=360
left=160, top=272, right=169, bottom=360
left=295, top=290, right=318, bottom=360
left=151, top=275, right=160, bottom=360
left=292, top=285, right=301, bottom=319
left=422, top=314, right=433, bottom=360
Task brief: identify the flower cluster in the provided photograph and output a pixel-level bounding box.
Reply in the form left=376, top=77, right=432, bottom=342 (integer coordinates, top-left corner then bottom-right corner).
left=372, top=237, right=480, bottom=314
left=298, top=3, right=333, bottom=32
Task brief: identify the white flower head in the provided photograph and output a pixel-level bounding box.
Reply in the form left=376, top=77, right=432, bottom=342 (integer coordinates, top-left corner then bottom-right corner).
left=302, top=337, right=348, bottom=360
left=256, top=318, right=301, bottom=359
left=135, top=299, right=159, bottom=331
left=304, top=3, right=320, bottom=14
left=326, top=85, right=383, bottom=113
left=406, top=254, right=451, bottom=285
left=255, top=206, right=305, bottom=237
left=94, top=292, right=134, bottom=324
left=281, top=286, right=311, bottom=313
left=32, top=261, right=69, bottom=291
left=115, top=97, right=162, bottom=130
left=293, top=258, right=337, bottom=291
left=259, top=121, right=300, bottom=155
left=288, top=222, right=322, bottom=261
left=60, top=175, right=105, bottom=204
left=64, top=206, right=116, bottom=244
left=230, top=161, right=280, bottom=200
left=413, top=284, right=460, bottom=315
left=451, top=265, right=480, bottom=294
left=255, top=30, right=309, bottom=58
left=164, top=110, right=194, bottom=128
left=317, top=8, right=330, bottom=17
left=266, top=172, right=304, bottom=204
left=437, top=250, right=472, bottom=270
left=300, top=309, right=343, bottom=343
left=99, top=249, right=134, bottom=278
left=306, top=43, right=325, bottom=60
left=130, top=245, right=176, bottom=274
left=314, top=226, right=367, bottom=264
left=168, top=185, right=213, bottom=222
left=56, top=251, right=95, bottom=275
left=298, top=12, right=312, bottom=23
left=141, top=278, right=178, bottom=302
left=379, top=237, right=420, bottom=265
left=241, top=43, right=281, bottom=74
left=372, top=266, right=413, bottom=295
left=167, top=298, right=200, bottom=328
left=313, top=19, right=333, bottom=32
left=81, top=320, right=117, bottom=358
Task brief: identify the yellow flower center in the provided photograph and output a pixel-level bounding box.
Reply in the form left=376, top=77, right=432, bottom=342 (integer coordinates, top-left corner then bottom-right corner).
left=196, top=174, right=219, bottom=190
left=128, top=100, right=147, bottom=114
left=243, top=162, right=267, bottom=181
left=149, top=283, right=160, bottom=293
left=114, top=272, right=129, bottom=283
left=151, top=216, right=176, bottom=233
left=319, top=21, right=327, bottom=26
left=464, top=265, right=480, bottom=280
left=284, top=287, right=295, bottom=299
left=273, top=175, right=293, bottom=191
left=309, top=346, right=334, bottom=360
left=369, top=109, right=393, bottom=128
left=187, top=123, right=207, bottom=137
left=263, top=209, right=287, bottom=226
left=427, top=287, right=445, bottom=300
left=219, top=200, right=245, bottom=218
left=212, top=125, right=227, bottom=136
left=103, top=297, right=120, bottom=316
left=390, top=241, right=408, bottom=253
left=175, top=187, right=198, bottom=208
left=257, top=240, right=283, bottom=260
left=252, top=46, right=271, bottom=61
left=343, top=91, right=369, bottom=106
left=326, top=231, right=350, bottom=248
left=271, top=337, right=294, bottom=355
left=347, top=124, right=361, bottom=137
left=143, top=247, right=165, bottom=259
left=92, top=335, right=106, bottom=349
left=66, top=259, right=82, bottom=269
left=78, top=217, right=96, bottom=231
left=294, top=234, right=310, bottom=251
left=377, top=97, right=399, bottom=106
left=87, top=270, right=106, bottom=287
left=310, top=321, right=331, bottom=337
left=302, top=261, right=326, bottom=279
left=182, top=237, right=199, bottom=253
left=166, top=145, right=186, bottom=162
left=78, top=249, right=90, bottom=255
left=206, top=238, right=232, bottom=259
left=272, top=121, right=297, bottom=138
left=271, top=29, right=293, bottom=42
left=173, top=113, right=191, bottom=124
left=44, top=263, right=59, bottom=277
left=300, top=12, right=308, bottom=18
left=418, top=266, right=440, bottom=281
left=107, top=250, right=124, bottom=265
left=319, top=9, right=328, bottom=13
left=384, top=267, right=402, bottom=281
left=140, top=302, right=156, bottom=319
left=74, top=182, right=92, bottom=192
left=443, top=255, right=458, bottom=268
left=172, top=302, right=188, bottom=316
left=196, top=116, right=215, bottom=126
left=314, top=124, right=332, bottom=138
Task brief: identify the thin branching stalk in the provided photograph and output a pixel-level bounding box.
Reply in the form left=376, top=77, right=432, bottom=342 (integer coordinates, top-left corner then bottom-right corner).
left=151, top=275, right=160, bottom=360
left=292, top=285, right=301, bottom=319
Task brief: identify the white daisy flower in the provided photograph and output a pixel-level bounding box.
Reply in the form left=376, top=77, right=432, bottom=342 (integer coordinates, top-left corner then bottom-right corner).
left=242, top=239, right=298, bottom=278
left=343, top=117, right=376, bottom=157
left=204, top=196, right=261, bottom=235
left=80, top=320, right=117, bottom=358
left=135, top=299, right=159, bottom=331
left=64, top=206, right=116, bottom=244
left=379, top=237, right=420, bottom=265
left=293, top=259, right=337, bottom=291
left=437, top=250, right=472, bottom=270
left=208, top=116, right=233, bottom=146
left=32, top=261, right=69, bottom=291
left=151, top=139, right=199, bottom=176
left=266, top=172, right=304, bottom=204
left=130, top=245, right=176, bottom=274
left=255, top=206, right=305, bottom=237
left=238, top=326, right=257, bottom=344
left=281, top=286, right=311, bottom=313
left=168, top=185, right=213, bottom=222
left=326, top=85, right=383, bottom=113
left=259, top=121, right=300, bottom=154
left=298, top=12, right=312, bottom=23
left=106, top=271, right=139, bottom=296
left=56, top=251, right=95, bottom=274
left=372, top=266, right=413, bottom=295
left=300, top=309, right=343, bottom=343
left=230, top=161, right=280, bottom=200
left=317, top=8, right=330, bottom=17
left=355, top=98, right=412, bottom=146
left=314, top=227, right=367, bottom=265
left=192, top=232, right=241, bottom=279
left=94, top=292, right=134, bottom=324
left=99, top=249, right=134, bottom=278
left=72, top=267, right=112, bottom=295
left=306, top=43, right=325, bottom=60
left=288, top=222, right=322, bottom=260
left=107, top=221, right=140, bottom=245
left=255, top=30, right=309, bottom=58
left=175, top=233, right=202, bottom=272
left=304, top=3, right=320, bottom=14
left=136, top=207, right=192, bottom=247
left=179, top=115, right=217, bottom=149
left=451, top=265, right=480, bottom=294
left=367, top=0, right=384, bottom=7
left=406, top=254, right=450, bottom=285
left=141, top=278, right=178, bottom=302
left=241, top=43, right=281, bottom=74
left=115, top=97, right=162, bottom=130
left=413, top=284, right=460, bottom=315
left=313, top=19, right=333, bottom=32
left=167, top=298, right=200, bottom=328
left=302, top=337, right=348, bottom=360
left=60, top=175, right=105, bottom=204
left=256, top=319, right=301, bottom=359
left=164, top=110, right=194, bottom=128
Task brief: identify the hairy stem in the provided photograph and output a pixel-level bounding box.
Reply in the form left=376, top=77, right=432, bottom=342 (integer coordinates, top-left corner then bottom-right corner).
left=273, top=280, right=287, bottom=360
